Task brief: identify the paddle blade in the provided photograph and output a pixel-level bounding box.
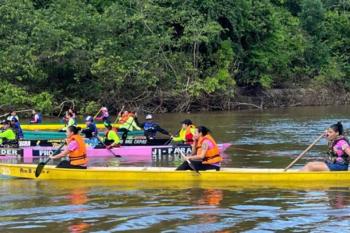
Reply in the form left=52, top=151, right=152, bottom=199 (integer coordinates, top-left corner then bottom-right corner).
left=35, top=158, right=50, bottom=177
left=35, top=162, right=46, bottom=177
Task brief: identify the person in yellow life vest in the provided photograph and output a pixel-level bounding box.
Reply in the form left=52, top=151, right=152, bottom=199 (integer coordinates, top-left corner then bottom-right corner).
left=103, top=124, right=121, bottom=149
left=0, top=120, right=17, bottom=146
left=176, top=126, right=222, bottom=171
left=50, top=126, right=87, bottom=169
left=172, top=119, right=196, bottom=144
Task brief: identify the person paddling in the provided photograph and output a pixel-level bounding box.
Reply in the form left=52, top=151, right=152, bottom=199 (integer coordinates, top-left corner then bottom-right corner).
left=0, top=120, right=17, bottom=147
left=10, top=118, right=24, bottom=140
left=49, top=126, right=87, bottom=169
left=103, top=124, right=121, bottom=149
left=81, top=116, right=98, bottom=139
left=118, top=110, right=141, bottom=140
left=172, top=119, right=196, bottom=144
left=301, top=122, right=350, bottom=171
left=95, top=107, right=111, bottom=126
left=176, top=126, right=222, bottom=171
left=139, top=114, right=171, bottom=139
left=60, top=112, right=77, bottom=132
left=7, top=111, right=19, bottom=122
left=30, top=110, right=42, bottom=124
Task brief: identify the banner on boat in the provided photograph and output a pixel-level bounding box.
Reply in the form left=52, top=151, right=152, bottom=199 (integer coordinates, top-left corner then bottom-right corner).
left=0, top=148, right=23, bottom=157
left=33, top=149, right=62, bottom=157
left=19, top=140, right=63, bottom=147
left=152, top=146, right=192, bottom=161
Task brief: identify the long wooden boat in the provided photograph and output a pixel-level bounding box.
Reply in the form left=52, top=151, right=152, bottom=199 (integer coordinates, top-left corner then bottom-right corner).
left=21, top=123, right=121, bottom=131
left=0, top=163, right=349, bottom=184
left=0, top=143, right=232, bottom=162
left=23, top=130, right=144, bottom=140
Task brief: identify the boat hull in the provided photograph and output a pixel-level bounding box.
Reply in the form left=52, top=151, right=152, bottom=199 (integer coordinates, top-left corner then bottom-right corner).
left=0, top=163, right=349, bottom=184
left=23, top=130, right=144, bottom=140
left=0, top=143, right=232, bottom=162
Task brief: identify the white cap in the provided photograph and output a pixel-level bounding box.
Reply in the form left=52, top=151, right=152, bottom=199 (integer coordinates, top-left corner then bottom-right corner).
left=101, top=107, right=108, bottom=112
left=85, top=116, right=93, bottom=122
left=145, top=114, right=153, bottom=120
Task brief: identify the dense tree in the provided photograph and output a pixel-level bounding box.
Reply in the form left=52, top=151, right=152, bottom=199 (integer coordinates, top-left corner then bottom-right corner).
left=0, top=0, right=349, bottom=114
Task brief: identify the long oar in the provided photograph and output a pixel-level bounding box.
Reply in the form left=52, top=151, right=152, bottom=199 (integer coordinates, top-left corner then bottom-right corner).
left=96, top=136, right=121, bottom=158
left=35, top=141, right=66, bottom=177
left=113, top=105, right=125, bottom=124
left=284, top=133, right=324, bottom=171
left=179, top=149, right=200, bottom=174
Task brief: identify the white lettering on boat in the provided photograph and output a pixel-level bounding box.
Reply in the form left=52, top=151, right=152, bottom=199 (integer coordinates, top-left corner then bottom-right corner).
left=0, top=149, right=22, bottom=156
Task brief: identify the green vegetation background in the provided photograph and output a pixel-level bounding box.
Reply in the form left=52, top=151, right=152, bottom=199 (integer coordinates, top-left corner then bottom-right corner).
left=1, top=0, right=349, bottom=114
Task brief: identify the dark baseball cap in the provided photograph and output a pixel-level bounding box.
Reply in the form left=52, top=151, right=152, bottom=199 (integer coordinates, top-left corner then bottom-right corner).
left=181, top=119, right=192, bottom=125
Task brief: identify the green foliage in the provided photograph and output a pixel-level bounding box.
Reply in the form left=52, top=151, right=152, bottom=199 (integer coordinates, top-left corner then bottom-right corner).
left=80, top=101, right=100, bottom=116
left=0, top=0, right=349, bottom=112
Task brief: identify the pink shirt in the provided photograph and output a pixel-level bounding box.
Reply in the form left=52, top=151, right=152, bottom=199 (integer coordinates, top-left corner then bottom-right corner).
left=68, top=140, right=79, bottom=152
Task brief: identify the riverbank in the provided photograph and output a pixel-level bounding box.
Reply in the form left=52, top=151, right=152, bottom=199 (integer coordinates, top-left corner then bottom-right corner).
left=186, top=87, right=350, bottom=112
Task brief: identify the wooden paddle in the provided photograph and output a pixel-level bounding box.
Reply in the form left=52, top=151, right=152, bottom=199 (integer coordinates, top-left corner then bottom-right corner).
left=284, top=133, right=325, bottom=171
left=96, top=136, right=121, bottom=158
left=93, top=108, right=102, bottom=119
left=113, top=105, right=125, bottom=124
left=35, top=141, right=66, bottom=177
left=179, top=149, right=200, bottom=174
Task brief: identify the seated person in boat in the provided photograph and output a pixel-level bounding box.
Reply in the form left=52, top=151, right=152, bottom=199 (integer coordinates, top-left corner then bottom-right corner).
left=172, top=119, right=196, bottom=144
left=95, top=106, right=111, bottom=126
left=50, top=126, right=87, bottom=169
left=10, top=118, right=24, bottom=139
left=0, top=120, right=17, bottom=147
left=60, top=112, right=77, bottom=132
left=301, top=122, right=350, bottom=171
left=81, top=116, right=98, bottom=139
left=30, top=110, right=42, bottom=124
left=176, top=126, right=222, bottom=171
left=139, top=114, right=171, bottom=139
left=7, top=111, right=19, bottom=122
left=103, top=124, right=121, bottom=148
left=118, top=110, right=141, bottom=140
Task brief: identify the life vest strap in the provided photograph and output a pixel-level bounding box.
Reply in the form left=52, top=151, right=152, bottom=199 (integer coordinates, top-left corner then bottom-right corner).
left=70, top=154, right=87, bottom=161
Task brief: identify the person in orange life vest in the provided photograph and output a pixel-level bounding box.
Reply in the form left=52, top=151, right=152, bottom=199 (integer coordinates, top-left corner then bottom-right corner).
left=117, top=111, right=130, bottom=124
left=176, top=126, right=222, bottom=171
left=50, top=126, right=88, bottom=169
left=172, top=119, right=195, bottom=144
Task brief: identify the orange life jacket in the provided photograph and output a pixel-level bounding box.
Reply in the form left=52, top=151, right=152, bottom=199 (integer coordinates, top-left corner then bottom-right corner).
left=196, top=134, right=222, bottom=164
left=67, top=134, right=87, bottom=166
left=118, top=113, right=129, bottom=124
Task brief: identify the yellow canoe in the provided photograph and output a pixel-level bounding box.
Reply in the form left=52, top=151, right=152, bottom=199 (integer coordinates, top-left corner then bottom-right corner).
left=0, top=163, right=349, bottom=187
left=21, top=123, right=120, bottom=131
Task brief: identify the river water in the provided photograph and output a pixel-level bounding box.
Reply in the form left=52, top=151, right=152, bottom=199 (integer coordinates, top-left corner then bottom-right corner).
left=1, top=106, right=350, bottom=232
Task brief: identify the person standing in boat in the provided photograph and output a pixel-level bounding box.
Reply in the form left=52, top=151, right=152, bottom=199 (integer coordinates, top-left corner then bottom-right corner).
left=176, top=126, right=222, bottom=171
left=30, top=110, right=42, bottom=124
left=302, top=122, right=350, bottom=171
left=103, top=124, right=121, bottom=149
left=0, top=120, right=17, bottom=147
left=95, top=107, right=111, bottom=126
left=50, top=126, right=87, bottom=169
left=172, top=119, right=196, bottom=144
left=139, top=114, right=171, bottom=139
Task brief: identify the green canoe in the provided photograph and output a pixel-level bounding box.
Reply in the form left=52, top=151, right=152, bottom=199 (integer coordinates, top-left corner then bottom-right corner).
left=23, top=130, right=144, bottom=140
